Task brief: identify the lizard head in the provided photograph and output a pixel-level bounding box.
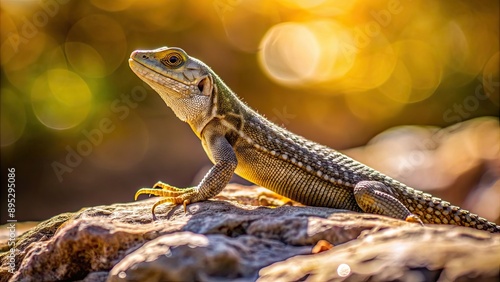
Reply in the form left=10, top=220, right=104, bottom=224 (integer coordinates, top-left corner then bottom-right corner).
left=129, top=47, right=217, bottom=135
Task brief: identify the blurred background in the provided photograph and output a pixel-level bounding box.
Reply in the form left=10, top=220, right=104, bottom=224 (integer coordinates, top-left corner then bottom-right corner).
left=1, top=0, right=498, bottom=223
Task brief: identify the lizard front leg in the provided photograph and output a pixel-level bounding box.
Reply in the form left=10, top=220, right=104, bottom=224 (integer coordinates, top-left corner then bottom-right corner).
left=354, top=181, right=423, bottom=225
left=135, top=131, right=237, bottom=218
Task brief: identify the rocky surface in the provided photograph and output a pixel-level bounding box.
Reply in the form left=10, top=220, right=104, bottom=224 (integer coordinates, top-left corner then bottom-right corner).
left=259, top=226, right=500, bottom=282
left=1, top=185, right=499, bottom=282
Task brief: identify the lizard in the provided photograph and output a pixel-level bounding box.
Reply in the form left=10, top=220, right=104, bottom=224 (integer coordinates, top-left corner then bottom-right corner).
left=128, top=46, right=500, bottom=233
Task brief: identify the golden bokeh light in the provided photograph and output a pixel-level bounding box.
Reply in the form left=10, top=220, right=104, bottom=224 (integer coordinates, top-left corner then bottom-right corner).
left=31, top=69, right=92, bottom=130
left=47, top=45, right=69, bottom=70
left=254, top=0, right=498, bottom=117
left=66, top=14, right=126, bottom=77
left=277, top=0, right=353, bottom=11
left=2, top=33, right=51, bottom=90
left=483, top=52, right=499, bottom=107
left=346, top=90, right=404, bottom=121
left=0, top=11, right=19, bottom=65
left=90, top=0, right=136, bottom=12
left=259, top=20, right=362, bottom=88
left=336, top=33, right=397, bottom=93
left=307, top=20, right=356, bottom=84
left=64, top=42, right=106, bottom=78
left=377, top=59, right=412, bottom=104
left=221, top=0, right=280, bottom=53
left=1, top=89, right=27, bottom=147
left=259, top=22, right=321, bottom=85
left=380, top=40, right=442, bottom=104
left=461, top=23, right=498, bottom=78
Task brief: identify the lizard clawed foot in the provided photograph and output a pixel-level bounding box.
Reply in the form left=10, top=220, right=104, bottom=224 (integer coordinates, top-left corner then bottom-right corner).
left=134, top=181, right=197, bottom=218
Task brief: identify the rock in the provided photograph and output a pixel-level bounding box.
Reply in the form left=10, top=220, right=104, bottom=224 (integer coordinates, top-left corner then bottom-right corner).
left=259, top=226, right=500, bottom=282
left=0, top=184, right=499, bottom=282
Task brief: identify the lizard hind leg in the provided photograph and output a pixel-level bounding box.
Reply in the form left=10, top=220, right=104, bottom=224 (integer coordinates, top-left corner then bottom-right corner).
left=354, top=181, right=423, bottom=225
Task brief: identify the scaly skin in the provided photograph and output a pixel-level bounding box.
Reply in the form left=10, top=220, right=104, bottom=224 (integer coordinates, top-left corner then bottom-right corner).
left=129, top=46, right=499, bottom=233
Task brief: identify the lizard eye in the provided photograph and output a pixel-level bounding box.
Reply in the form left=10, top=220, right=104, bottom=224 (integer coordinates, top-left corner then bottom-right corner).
left=161, top=52, right=184, bottom=68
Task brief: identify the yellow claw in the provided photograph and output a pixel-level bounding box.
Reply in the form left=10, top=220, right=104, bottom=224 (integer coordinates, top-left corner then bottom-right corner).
left=183, top=199, right=190, bottom=213
left=134, top=188, right=157, bottom=200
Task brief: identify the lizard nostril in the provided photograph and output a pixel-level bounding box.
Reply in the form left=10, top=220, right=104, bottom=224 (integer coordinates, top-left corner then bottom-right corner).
left=142, top=55, right=148, bottom=59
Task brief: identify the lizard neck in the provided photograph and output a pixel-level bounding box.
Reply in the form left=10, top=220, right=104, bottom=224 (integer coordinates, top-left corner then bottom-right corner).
left=195, top=76, right=245, bottom=138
